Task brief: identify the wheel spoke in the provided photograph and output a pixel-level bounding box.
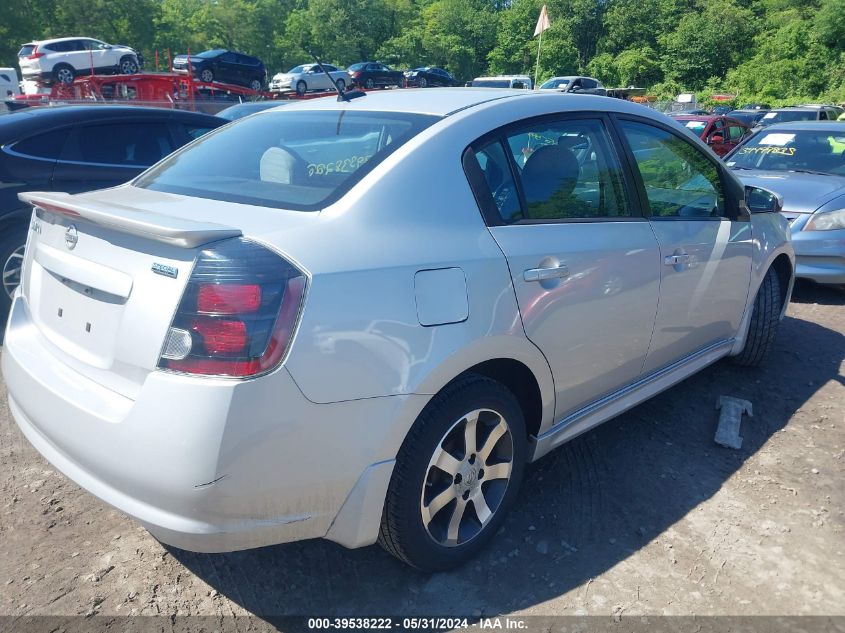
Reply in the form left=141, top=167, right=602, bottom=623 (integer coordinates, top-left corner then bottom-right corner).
left=478, top=419, right=508, bottom=463
left=422, top=486, right=457, bottom=526
left=445, top=498, right=467, bottom=545
left=433, top=448, right=461, bottom=476
left=463, top=411, right=479, bottom=457
left=472, top=490, right=493, bottom=525
left=484, top=462, right=511, bottom=481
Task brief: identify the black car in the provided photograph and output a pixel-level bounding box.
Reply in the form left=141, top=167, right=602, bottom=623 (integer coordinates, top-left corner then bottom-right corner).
left=0, top=106, right=225, bottom=315
left=404, top=66, right=458, bottom=88
left=347, top=62, right=404, bottom=89
left=172, top=49, right=266, bottom=91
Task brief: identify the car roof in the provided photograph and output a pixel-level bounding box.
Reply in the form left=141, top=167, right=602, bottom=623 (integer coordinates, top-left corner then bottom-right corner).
left=259, top=88, right=653, bottom=119
left=755, top=121, right=845, bottom=132
left=0, top=106, right=222, bottom=140
left=672, top=114, right=717, bottom=121
left=770, top=106, right=816, bottom=112
left=29, top=37, right=101, bottom=45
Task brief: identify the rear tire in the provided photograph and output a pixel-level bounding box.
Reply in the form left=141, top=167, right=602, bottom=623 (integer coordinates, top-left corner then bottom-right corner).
left=53, top=64, right=74, bottom=85
left=365, top=78, right=375, bottom=89
left=733, top=266, right=782, bottom=367
left=378, top=374, right=526, bottom=571
left=249, top=78, right=262, bottom=92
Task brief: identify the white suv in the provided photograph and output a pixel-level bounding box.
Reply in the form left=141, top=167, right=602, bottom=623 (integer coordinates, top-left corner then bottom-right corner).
left=18, top=37, right=141, bottom=85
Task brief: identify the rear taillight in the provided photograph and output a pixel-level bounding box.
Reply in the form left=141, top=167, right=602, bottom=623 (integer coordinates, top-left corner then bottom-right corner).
left=159, top=238, right=306, bottom=378
left=27, top=47, right=44, bottom=60
left=351, top=71, right=361, bottom=78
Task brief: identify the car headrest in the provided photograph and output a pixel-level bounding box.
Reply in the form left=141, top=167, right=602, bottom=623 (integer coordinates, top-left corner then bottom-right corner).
left=521, top=144, right=580, bottom=204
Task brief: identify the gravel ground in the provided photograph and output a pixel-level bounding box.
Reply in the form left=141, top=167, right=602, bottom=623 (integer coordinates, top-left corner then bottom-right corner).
left=0, top=281, right=843, bottom=622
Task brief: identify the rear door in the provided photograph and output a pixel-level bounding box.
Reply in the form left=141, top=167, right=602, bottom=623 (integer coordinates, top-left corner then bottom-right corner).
left=52, top=119, right=176, bottom=193
left=467, top=114, right=661, bottom=419
left=616, top=117, right=752, bottom=375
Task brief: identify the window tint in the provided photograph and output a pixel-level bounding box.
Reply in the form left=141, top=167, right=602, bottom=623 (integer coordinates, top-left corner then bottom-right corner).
left=498, top=119, right=629, bottom=221
left=62, top=122, right=174, bottom=167
left=473, top=140, right=522, bottom=222
left=582, top=78, right=597, bottom=89
left=12, top=129, right=70, bottom=160
left=136, top=110, right=438, bottom=210
left=727, top=125, right=746, bottom=141
left=183, top=126, right=214, bottom=140
left=220, top=52, right=237, bottom=63
left=621, top=120, right=725, bottom=219
left=18, top=45, right=36, bottom=57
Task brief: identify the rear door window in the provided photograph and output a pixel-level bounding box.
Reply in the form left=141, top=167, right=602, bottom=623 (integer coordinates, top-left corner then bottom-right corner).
left=136, top=110, right=438, bottom=210
left=61, top=122, right=175, bottom=167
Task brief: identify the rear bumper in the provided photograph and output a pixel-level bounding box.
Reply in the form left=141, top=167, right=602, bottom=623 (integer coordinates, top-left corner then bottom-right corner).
left=3, top=295, right=414, bottom=552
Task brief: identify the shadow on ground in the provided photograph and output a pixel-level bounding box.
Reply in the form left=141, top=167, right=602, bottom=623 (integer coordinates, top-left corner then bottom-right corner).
left=170, top=292, right=845, bottom=616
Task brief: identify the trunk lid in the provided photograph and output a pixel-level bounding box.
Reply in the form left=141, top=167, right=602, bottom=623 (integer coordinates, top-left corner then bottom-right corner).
left=18, top=186, right=316, bottom=399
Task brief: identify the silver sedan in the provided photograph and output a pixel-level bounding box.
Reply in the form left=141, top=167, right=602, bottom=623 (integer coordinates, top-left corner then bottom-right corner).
left=726, top=121, right=845, bottom=286
left=4, top=89, right=792, bottom=571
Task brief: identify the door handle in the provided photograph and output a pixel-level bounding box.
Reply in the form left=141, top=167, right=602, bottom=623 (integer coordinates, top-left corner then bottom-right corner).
left=663, top=254, right=690, bottom=266
left=524, top=265, right=569, bottom=282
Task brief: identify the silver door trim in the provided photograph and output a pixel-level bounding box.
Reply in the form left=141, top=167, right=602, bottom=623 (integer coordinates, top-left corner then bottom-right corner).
left=530, top=338, right=734, bottom=460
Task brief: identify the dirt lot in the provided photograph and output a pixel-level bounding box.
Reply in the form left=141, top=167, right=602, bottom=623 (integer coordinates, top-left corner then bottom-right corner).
left=0, top=281, right=843, bottom=623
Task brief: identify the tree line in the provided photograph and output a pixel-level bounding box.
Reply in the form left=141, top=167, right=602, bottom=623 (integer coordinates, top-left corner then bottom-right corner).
left=2, top=0, right=843, bottom=104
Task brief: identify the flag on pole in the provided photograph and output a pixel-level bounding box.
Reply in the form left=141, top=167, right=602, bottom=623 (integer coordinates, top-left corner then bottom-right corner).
left=534, top=4, right=551, bottom=37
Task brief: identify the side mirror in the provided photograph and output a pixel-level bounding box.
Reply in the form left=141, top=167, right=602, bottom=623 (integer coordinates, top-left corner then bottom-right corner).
left=569, top=85, right=582, bottom=92
left=710, top=134, right=725, bottom=144
left=745, top=185, right=783, bottom=214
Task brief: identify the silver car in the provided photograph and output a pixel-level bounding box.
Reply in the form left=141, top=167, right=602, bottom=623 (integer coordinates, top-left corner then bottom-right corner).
left=726, top=121, right=845, bottom=286
left=3, top=90, right=793, bottom=571
left=269, top=63, right=348, bottom=95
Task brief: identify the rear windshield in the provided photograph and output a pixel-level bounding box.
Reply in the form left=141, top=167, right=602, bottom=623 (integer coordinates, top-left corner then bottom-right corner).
left=472, top=79, right=512, bottom=88
left=135, top=110, right=439, bottom=210
left=18, top=45, right=36, bottom=57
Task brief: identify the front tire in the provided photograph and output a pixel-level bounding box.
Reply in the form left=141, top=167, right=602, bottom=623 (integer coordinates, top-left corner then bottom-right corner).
left=0, top=230, right=27, bottom=319
left=335, top=78, right=346, bottom=92
left=295, top=80, right=307, bottom=96
left=733, top=266, right=782, bottom=366
left=379, top=374, right=526, bottom=571
left=418, top=76, right=427, bottom=88
left=199, top=68, right=214, bottom=83
left=249, top=78, right=262, bottom=92
left=119, top=55, right=139, bottom=74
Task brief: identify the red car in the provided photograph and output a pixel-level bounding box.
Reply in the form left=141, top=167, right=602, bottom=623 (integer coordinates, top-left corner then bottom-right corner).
left=672, top=115, right=751, bottom=157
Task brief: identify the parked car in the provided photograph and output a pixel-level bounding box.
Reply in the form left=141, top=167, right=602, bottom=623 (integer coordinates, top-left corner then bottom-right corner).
left=470, top=75, right=532, bottom=89
left=539, top=76, right=605, bottom=95
left=269, top=63, right=349, bottom=95
left=216, top=101, right=288, bottom=121
left=712, top=105, right=732, bottom=115
left=726, top=121, right=845, bottom=286
left=672, top=114, right=751, bottom=157
left=754, top=107, right=832, bottom=129
left=172, top=49, right=266, bottom=91
left=347, top=62, right=404, bottom=89
left=4, top=91, right=792, bottom=571
left=18, top=37, right=141, bottom=85
left=0, top=68, right=20, bottom=98
left=0, top=105, right=224, bottom=317
left=727, top=109, right=770, bottom=128
left=798, top=103, right=844, bottom=120
left=404, top=67, right=458, bottom=88
left=741, top=103, right=770, bottom=110
left=667, top=109, right=709, bottom=116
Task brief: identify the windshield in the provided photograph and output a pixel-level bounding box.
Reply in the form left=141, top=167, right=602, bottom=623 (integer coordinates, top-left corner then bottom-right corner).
left=681, top=119, right=708, bottom=135
left=472, top=79, right=511, bottom=88
left=727, top=130, right=845, bottom=175
left=288, top=65, right=307, bottom=73
left=136, top=110, right=439, bottom=210
left=196, top=49, right=226, bottom=59
left=540, top=79, right=570, bottom=89
left=216, top=102, right=286, bottom=121
left=758, top=110, right=816, bottom=126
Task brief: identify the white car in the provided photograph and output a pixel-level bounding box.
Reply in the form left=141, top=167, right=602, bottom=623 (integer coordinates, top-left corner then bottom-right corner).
left=0, top=68, right=20, bottom=97
left=4, top=89, right=793, bottom=571
left=269, top=63, right=349, bottom=95
left=18, top=37, right=141, bottom=85
left=539, top=76, right=606, bottom=95
left=470, top=75, right=532, bottom=89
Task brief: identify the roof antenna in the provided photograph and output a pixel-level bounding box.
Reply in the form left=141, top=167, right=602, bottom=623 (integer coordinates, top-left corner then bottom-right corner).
left=307, top=50, right=366, bottom=102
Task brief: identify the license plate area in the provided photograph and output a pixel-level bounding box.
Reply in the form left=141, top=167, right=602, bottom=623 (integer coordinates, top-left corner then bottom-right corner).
left=33, top=265, right=125, bottom=369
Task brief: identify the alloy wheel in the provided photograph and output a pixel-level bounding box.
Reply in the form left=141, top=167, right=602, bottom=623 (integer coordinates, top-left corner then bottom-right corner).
left=200, top=69, right=213, bottom=83
left=56, top=67, right=74, bottom=84
left=420, top=408, right=514, bottom=547
left=120, top=58, right=138, bottom=74
left=3, top=244, right=26, bottom=299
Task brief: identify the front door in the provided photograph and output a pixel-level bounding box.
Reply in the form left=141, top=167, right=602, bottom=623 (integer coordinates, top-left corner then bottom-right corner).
left=469, top=115, right=661, bottom=419
left=617, top=118, right=753, bottom=375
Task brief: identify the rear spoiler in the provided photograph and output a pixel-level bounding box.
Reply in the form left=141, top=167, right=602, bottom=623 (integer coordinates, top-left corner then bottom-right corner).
left=19, top=191, right=242, bottom=248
